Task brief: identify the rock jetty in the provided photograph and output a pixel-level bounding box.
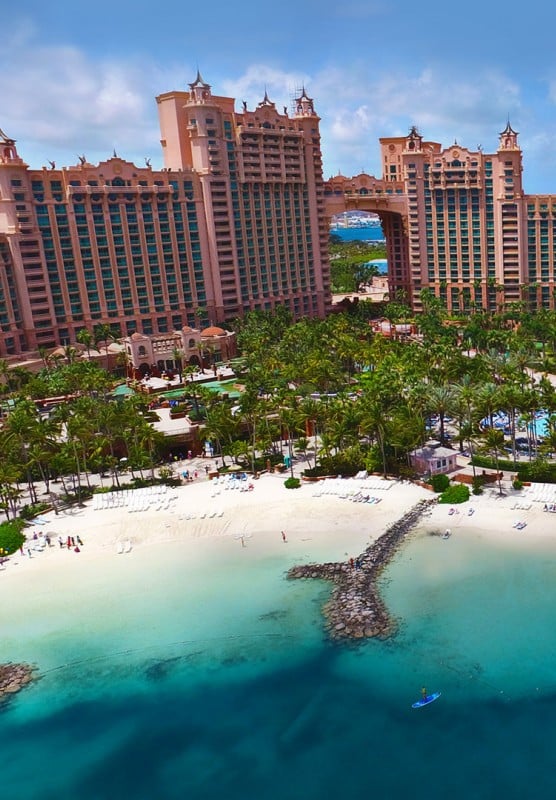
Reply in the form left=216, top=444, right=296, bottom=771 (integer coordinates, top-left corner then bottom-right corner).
left=287, top=499, right=436, bottom=641
left=0, top=663, right=36, bottom=703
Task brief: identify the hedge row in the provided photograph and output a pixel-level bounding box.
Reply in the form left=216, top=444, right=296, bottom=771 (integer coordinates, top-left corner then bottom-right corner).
left=471, top=454, right=556, bottom=483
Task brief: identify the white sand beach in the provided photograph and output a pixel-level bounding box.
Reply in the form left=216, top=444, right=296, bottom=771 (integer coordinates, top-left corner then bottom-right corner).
left=3, top=473, right=556, bottom=580
left=2, top=473, right=556, bottom=633
left=0, top=473, right=432, bottom=583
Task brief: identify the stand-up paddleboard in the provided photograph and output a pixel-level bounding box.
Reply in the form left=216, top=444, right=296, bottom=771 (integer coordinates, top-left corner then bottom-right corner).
left=412, top=692, right=441, bottom=709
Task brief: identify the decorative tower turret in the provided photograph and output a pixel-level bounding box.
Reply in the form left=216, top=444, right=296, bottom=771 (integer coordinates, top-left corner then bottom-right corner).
left=188, top=71, right=212, bottom=104
left=294, top=87, right=315, bottom=117
left=498, top=120, right=519, bottom=151
left=0, top=128, right=24, bottom=165
left=405, top=125, right=423, bottom=153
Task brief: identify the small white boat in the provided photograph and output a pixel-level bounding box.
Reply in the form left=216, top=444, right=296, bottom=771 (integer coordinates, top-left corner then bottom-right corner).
left=442, top=529, right=451, bottom=539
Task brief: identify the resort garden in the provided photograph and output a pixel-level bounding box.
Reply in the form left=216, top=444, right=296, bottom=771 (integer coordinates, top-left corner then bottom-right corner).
left=1, top=292, right=556, bottom=524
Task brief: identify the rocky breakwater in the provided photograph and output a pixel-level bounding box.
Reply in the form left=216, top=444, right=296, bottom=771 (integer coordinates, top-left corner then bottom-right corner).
left=0, top=663, right=36, bottom=703
left=287, top=499, right=436, bottom=641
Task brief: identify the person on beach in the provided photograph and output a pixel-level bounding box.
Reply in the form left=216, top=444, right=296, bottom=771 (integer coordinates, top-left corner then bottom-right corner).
left=282, top=531, right=287, bottom=543
left=77, top=536, right=83, bottom=546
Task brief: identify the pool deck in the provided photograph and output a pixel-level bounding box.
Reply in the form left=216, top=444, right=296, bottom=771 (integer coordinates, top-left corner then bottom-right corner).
left=140, top=366, right=237, bottom=393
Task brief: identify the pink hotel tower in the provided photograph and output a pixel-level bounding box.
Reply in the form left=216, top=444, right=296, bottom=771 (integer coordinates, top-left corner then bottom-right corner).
left=1, top=72, right=555, bottom=360
left=0, top=73, right=331, bottom=357
left=325, top=123, right=556, bottom=314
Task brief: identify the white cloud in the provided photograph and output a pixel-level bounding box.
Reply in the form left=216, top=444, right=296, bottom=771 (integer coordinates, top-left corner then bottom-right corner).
left=1, top=29, right=552, bottom=191
left=0, top=29, right=174, bottom=167
left=311, top=66, right=525, bottom=177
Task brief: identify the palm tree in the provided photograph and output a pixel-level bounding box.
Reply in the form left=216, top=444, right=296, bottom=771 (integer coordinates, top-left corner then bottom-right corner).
left=359, top=393, right=390, bottom=478
left=94, top=323, right=117, bottom=371
left=480, top=428, right=505, bottom=495
left=77, top=328, right=94, bottom=361
left=424, top=384, right=455, bottom=446
left=172, top=346, right=185, bottom=382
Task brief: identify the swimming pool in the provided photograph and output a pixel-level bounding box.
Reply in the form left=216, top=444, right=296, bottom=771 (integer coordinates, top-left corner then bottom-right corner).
left=481, top=410, right=551, bottom=439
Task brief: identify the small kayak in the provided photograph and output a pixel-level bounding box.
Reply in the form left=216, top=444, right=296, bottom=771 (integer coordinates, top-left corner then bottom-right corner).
left=412, top=692, right=441, bottom=709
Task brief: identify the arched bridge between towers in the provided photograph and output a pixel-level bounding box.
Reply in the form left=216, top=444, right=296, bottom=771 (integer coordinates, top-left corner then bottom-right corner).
left=323, top=174, right=412, bottom=301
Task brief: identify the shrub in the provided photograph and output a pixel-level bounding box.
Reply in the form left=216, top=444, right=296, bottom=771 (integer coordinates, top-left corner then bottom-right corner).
left=19, top=502, right=51, bottom=520
left=513, top=479, right=524, bottom=491
left=438, top=483, right=470, bottom=504
left=472, top=454, right=556, bottom=484
left=0, top=519, right=26, bottom=555
left=284, top=477, right=301, bottom=489
left=430, top=473, right=450, bottom=493
left=472, top=475, right=486, bottom=495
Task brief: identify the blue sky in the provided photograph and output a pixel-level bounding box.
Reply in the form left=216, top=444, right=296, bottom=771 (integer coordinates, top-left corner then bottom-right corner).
left=3, top=0, right=556, bottom=193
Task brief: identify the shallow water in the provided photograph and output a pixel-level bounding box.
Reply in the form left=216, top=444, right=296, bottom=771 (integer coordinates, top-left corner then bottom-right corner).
left=3, top=527, right=556, bottom=799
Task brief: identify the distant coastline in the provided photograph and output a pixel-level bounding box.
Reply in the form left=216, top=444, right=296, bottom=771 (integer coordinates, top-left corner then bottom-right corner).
left=330, top=225, right=385, bottom=245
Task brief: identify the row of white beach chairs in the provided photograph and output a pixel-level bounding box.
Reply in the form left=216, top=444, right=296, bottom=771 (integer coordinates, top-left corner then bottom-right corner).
left=525, top=484, right=556, bottom=503
left=92, top=486, right=173, bottom=511
left=179, top=510, right=225, bottom=520
left=211, top=476, right=250, bottom=489
left=346, top=493, right=382, bottom=504
left=543, top=504, right=556, bottom=513
left=312, top=477, right=393, bottom=498
left=512, top=501, right=532, bottom=510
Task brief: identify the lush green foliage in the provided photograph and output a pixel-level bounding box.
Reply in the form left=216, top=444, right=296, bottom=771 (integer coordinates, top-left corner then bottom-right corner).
left=438, top=484, right=470, bottom=504
left=19, top=502, right=51, bottom=520
left=472, top=454, right=556, bottom=483
left=0, top=519, right=26, bottom=554
left=2, top=295, right=556, bottom=514
left=430, top=473, right=450, bottom=492
left=328, top=239, right=386, bottom=293
left=284, top=477, right=301, bottom=489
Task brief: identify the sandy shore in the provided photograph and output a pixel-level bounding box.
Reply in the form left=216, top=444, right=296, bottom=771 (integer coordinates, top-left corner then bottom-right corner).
left=0, top=474, right=432, bottom=582
left=1, top=474, right=555, bottom=625
left=3, top=475, right=556, bottom=581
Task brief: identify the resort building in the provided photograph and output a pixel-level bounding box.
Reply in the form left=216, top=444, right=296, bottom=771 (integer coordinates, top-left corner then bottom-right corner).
left=324, top=123, right=556, bottom=313
left=410, top=442, right=458, bottom=477
left=0, top=74, right=331, bottom=358
left=124, top=324, right=236, bottom=378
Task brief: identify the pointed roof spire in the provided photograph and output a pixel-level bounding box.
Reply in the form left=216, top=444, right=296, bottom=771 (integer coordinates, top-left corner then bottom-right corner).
left=0, top=127, right=15, bottom=145
left=189, top=69, right=210, bottom=89
left=294, top=86, right=316, bottom=116
left=500, top=118, right=518, bottom=137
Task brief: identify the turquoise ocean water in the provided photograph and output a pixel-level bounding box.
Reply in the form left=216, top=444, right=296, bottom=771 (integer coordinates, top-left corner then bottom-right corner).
left=3, top=527, right=556, bottom=799
left=331, top=225, right=385, bottom=246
